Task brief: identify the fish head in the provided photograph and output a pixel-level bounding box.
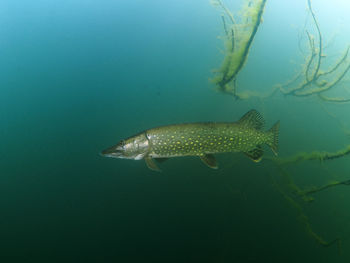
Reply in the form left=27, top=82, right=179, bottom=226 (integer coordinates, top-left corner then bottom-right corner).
left=101, top=133, right=149, bottom=160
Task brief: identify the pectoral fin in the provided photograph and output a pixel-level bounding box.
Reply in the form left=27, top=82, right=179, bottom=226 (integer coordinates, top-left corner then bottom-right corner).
left=244, top=146, right=263, bottom=162
left=145, top=157, right=161, bottom=172
left=200, top=154, right=218, bottom=169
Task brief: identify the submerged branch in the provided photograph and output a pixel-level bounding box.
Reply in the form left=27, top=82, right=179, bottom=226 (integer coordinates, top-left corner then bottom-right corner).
left=279, top=0, right=350, bottom=102
left=221, top=15, right=229, bottom=36
left=212, top=0, right=267, bottom=97
left=318, top=94, right=350, bottom=103
left=216, top=0, right=350, bottom=103
left=318, top=46, right=350, bottom=78
left=307, top=0, right=322, bottom=81
left=268, top=151, right=346, bottom=249
left=270, top=170, right=341, bottom=247
left=214, top=0, right=236, bottom=24
left=301, top=179, right=350, bottom=196
left=267, top=145, right=350, bottom=165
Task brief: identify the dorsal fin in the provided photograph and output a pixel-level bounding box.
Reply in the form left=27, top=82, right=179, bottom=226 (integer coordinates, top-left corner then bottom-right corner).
left=238, top=109, right=265, bottom=130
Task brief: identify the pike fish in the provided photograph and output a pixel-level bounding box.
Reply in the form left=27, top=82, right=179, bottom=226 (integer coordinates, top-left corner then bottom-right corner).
left=101, top=109, right=279, bottom=171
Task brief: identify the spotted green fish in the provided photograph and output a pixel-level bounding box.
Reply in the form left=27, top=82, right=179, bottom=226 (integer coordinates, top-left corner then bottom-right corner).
left=101, top=109, right=279, bottom=171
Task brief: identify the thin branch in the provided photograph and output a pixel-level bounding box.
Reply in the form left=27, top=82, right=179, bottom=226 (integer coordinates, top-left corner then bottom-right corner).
left=318, top=46, right=350, bottom=78
left=267, top=145, right=350, bottom=165
left=301, top=179, right=350, bottom=196
left=221, top=15, right=229, bottom=36
left=307, top=0, right=323, bottom=80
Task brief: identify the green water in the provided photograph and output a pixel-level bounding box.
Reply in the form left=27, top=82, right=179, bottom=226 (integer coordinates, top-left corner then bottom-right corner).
left=1, top=0, right=350, bottom=262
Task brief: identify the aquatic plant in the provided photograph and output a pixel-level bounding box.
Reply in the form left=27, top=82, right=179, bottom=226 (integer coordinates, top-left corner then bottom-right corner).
left=211, top=0, right=267, bottom=98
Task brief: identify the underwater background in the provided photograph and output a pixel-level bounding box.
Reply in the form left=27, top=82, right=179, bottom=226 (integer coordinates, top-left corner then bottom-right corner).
left=2, top=0, right=350, bottom=262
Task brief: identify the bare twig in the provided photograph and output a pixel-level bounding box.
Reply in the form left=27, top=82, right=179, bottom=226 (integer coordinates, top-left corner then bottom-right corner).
left=279, top=0, right=350, bottom=102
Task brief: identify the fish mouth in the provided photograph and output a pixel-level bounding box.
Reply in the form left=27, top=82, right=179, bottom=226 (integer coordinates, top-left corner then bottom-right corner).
left=100, top=145, right=123, bottom=158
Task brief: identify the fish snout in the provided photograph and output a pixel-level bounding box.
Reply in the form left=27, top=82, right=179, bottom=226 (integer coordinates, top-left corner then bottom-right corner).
left=101, top=144, right=124, bottom=158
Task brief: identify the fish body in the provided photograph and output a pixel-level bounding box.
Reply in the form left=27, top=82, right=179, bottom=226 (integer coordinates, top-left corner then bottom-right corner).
left=101, top=110, right=279, bottom=171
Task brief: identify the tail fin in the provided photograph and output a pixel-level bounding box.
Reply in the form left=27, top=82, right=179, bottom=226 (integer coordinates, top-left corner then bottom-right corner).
left=267, top=121, right=279, bottom=156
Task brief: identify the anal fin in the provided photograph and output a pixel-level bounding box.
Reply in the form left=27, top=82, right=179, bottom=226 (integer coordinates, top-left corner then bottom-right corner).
left=200, top=154, right=218, bottom=169
left=145, top=157, right=161, bottom=172
left=244, top=146, right=264, bottom=162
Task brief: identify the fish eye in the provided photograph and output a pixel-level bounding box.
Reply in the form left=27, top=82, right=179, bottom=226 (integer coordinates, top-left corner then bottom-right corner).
left=119, top=140, right=126, bottom=150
